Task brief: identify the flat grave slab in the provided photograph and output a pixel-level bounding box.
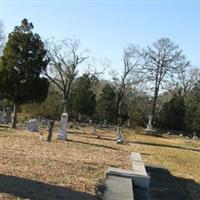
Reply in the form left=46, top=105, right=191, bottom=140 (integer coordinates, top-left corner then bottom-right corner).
left=103, top=175, right=134, bottom=200
left=107, top=167, right=150, bottom=190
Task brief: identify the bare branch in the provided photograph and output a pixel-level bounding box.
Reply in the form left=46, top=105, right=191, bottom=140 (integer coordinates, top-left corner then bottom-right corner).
left=44, top=38, right=88, bottom=112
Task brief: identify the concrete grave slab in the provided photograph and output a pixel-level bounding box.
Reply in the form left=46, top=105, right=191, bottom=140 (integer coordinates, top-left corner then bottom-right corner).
left=103, top=175, right=134, bottom=200
left=107, top=167, right=150, bottom=190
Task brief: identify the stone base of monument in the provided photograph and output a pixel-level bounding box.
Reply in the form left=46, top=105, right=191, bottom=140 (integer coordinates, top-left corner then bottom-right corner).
left=142, top=128, right=157, bottom=135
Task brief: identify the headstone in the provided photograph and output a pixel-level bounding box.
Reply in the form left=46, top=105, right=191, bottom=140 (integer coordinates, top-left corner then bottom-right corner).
left=0, top=107, right=12, bottom=124
left=89, top=119, right=93, bottom=125
left=127, top=119, right=131, bottom=128
left=27, top=119, right=39, bottom=132
left=116, top=127, right=124, bottom=144
left=91, top=125, right=96, bottom=134
left=57, top=113, right=68, bottom=140
left=102, top=119, right=108, bottom=128
left=2, top=107, right=12, bottom=123
left=143, top=114, right=157, bottom=134
left=116, top=134, right=124, bottom=144
left=146, top=114, right=153, bottom=130
left=41, top=117, right=48, bottom=126
left=192, top=132, right=198, bottom=140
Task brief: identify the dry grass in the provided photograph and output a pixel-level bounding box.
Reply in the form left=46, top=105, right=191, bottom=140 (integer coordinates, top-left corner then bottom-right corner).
left=0, top=127, right=130, bottom=200
left=0, top=126, right=200, bottom=199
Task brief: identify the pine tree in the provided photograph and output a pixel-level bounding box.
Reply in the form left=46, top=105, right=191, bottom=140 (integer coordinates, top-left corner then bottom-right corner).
left=0, top=19, right=49, bottom=128
left=185, top=81, right=200, bottom=133
left=71, top=74, right=96, bottom=118
left=160, top=92, right=185, bottom=131
left=96, top=84, right=116, bottom=124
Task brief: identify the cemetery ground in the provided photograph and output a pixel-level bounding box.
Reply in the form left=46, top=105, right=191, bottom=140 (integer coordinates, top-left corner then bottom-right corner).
left=0, top=125, right=200, bottom=200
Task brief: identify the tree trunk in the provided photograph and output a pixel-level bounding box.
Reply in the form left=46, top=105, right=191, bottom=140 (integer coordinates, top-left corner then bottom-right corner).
left=10, top=103, right=17, bottom=128
left=115, top=96, right=121, bottom=125
left=63, top=97, right=67, bottom=113
left=47, top=120, right=54, bottom=142
left=63, top=103, right=67, bottom=113
left=151, top=87, right=159, bottom=122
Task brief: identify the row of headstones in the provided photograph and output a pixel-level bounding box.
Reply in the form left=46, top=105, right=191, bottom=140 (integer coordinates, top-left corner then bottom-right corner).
left=27, top=111, right=200, bottom=140
left=27, top=113, right=68, bottom=140
left=0, top=108, right=12, bottom=124
left=26, top=113, right=126, bottom=144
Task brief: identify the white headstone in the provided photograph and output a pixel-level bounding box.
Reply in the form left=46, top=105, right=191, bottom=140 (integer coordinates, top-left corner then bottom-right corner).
left=146, top=114, right=153, bottom=130
left=57, top=113, right=68, bottom=140
left=91, top=125, right=96, bottom=134
left=192, top=132, right=198, bottom=140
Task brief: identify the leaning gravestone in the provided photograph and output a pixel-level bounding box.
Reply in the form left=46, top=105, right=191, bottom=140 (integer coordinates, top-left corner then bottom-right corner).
left=27, top=119, right=39, bottom=132
left=57, top=113, right=68, bottom=140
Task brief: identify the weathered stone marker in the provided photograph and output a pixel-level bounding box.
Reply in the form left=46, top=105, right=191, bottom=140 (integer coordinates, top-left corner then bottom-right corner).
left=27, top=119, right=39, bottom=132
left=116, top=126, right=124, bottom=144
left=57, top=113, right=68, bottom=140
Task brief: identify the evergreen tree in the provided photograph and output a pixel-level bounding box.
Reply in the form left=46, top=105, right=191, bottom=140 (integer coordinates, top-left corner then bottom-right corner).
left=96, top=84, right=116, bottom=124
left=0, top=19, right=49, bottom=128
left=159, top=92, right=185, bottom=131
left=185, top=81, right=200, bottom=133
left=71, top=74, right=96, bottom=118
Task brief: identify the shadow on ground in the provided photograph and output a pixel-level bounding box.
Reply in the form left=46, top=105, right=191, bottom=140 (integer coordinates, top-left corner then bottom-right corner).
left=0, top=174, right=96, bottom=200
left=127, top=140, right=200, bottom=153
left=69, top=139, right=119, bottom=150
left=146, top=165, right=200, bottom=200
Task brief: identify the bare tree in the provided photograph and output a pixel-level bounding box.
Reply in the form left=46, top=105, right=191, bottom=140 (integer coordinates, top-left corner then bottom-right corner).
left=176, top=66, right=200, bottom=97
left=111, top=44, right=142, bottom=124
left=44, top=38, right=88, bottom=113
left=0, top=21, right=5, bottom=55
left=143, top=38, right=189, bottom=121
left=85, top=58, right=107, bottom=83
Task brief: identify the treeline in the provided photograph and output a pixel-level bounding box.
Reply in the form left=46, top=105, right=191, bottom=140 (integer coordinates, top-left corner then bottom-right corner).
left=0, top=19, right=200, bottom=134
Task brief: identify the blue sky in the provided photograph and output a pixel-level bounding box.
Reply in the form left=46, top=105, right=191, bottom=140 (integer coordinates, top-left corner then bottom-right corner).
left=1, top=0, right=200, bottom=73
